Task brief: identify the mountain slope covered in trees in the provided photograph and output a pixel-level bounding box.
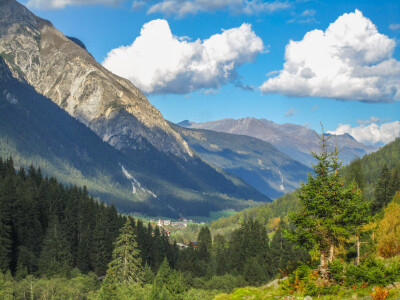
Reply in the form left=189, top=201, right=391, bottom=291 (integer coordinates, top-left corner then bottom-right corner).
left=0, top=157, right=304, bottom=299
left=211, top=137, right=400, bottom=237
left=172, top=123, right=311, bottom=199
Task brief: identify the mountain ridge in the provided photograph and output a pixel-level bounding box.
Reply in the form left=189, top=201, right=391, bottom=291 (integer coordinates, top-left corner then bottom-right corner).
left=171, top=122, right=311, bottom=198
left=178, top=118, right=377, bottom=166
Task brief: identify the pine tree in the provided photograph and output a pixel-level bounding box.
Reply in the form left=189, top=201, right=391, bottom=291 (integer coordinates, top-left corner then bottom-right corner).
left=151, top=257, right=186, bottom=299
left=342, top=180, right=370, bottom=265
left=390, top=166, right=400, bottom=198
left=90, top=206, right=110, bottom=276
left=103, top=218, right=143, bottom=286
left=0, top=176, right=16, bottom=273
left=38, top=215, right=73, bottom=277
left=151, top=257, right=172, bottom=299
left=244, top=256, right=266, bottom=285
left=229, top=219, right=271, bottom=277
left=197, top=226, right=212, bottom=262
left=346, top=158, right=365, bottom=190
left=288, top=133, right=353, bottom=281
left=213, top=234, right=228, bottom=276
left=373, top=164, right=392, bottom=211
left=0, top=181, right=12, bottom=273
left=270, top=221, right=308, bottom=276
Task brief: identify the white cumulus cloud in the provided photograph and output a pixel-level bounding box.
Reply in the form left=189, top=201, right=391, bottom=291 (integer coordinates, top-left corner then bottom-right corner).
left=139, top=0, right=290, bottom=17
left=27, top=0, right=122, bottom=9
left=328, top=121, right=400, bottom=145
left=102, top=19, right=264, bottom=94
left=260, top=10, right=400, bottom=103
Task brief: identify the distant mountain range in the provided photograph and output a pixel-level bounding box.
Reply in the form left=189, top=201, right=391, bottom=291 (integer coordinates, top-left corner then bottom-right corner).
left=171, top=123, right=311, bottom=198
left=0, top=0, right=270, bottom=218
left=178, top=118, right=377, bottom=166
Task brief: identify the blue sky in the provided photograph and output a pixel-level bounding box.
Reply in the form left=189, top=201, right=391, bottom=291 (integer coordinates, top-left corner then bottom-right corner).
left=20, top=0, right=400, bottom=145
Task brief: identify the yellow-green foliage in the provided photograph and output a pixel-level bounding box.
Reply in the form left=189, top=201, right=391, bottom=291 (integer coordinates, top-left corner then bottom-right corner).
left=377, top=192, right=400, bottom=258
left=210, top=192, right=299, bottom=237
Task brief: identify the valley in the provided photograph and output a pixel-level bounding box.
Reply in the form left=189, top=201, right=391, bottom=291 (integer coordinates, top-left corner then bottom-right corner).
left=0, top=0, right=399, bottom=299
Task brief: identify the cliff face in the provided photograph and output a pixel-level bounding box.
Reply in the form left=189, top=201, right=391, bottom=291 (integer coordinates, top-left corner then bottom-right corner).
left=0, top=0, right=192, bottom=159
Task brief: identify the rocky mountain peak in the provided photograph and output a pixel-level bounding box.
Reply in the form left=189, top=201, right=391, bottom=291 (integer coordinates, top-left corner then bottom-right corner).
left=0, top=0, right=193, bottom=159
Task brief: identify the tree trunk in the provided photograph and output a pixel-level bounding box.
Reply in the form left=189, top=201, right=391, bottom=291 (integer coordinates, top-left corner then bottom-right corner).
left=319, top=252, right=329, bottom=281
left=356, top=232, right=360, bottom=266
left=328, top=242, right=334, bottom=262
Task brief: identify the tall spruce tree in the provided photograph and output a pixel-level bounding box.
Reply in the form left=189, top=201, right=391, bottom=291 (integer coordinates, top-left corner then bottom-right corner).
left=213, top=234, right=228, bottom=276
left=0, top=177, right=13, bottom=273
left=342, top=180, right=370, bottom=265
left=373, top=164, right=392, bottom=211
left=103, top=218, right=143, bottom=286
left=288, top=132, right=355, bottom=281
left=229, top=219, right=271, bottom=278
left=345, top=158, right=365, bottom=190
left=197, top=226, right=212, bottom=262
left=270, top=221, right=309, bottom=276
left=38, top=215, right=73, bottom=277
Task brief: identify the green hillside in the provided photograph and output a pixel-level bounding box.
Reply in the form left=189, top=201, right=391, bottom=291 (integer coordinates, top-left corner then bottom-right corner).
left=343, top=138, right=400, bottom=201
left=210, top=138, right=400, bottom=236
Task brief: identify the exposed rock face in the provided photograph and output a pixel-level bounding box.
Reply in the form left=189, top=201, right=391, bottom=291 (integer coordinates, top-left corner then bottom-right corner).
left=0, top=0, right=192, bottom=159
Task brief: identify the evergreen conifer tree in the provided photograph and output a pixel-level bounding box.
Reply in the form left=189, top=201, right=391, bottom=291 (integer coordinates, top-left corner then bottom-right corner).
left=213, top=234, right=228, bottom=276
left=197, top=226, right=212, bottom=262
left=288, top=132, right=356, bottom=281
left=103, top=218, right=143, bottom=286
left=38, top=215, right=73, bottom=276
left=0, top=177, right=12, bottom=273
left=373, top=164, right=392, bottom=211
left=342, top=180, right=370, bottom=265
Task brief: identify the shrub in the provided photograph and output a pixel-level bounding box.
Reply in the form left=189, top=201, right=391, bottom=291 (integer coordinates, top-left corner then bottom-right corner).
left=345, top=259, right=392, bottom=286
left=370, top=286, right=389, bottom=300
left=204, top=274, right=246, bottom=293
left=304, top=283, right=340, bottom=296
left=329, top=259, right=344, bottom=283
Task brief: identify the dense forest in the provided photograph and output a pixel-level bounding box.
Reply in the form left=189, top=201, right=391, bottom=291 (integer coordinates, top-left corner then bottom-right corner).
left=0, top=156, right=306, bottom=299
left=1, top=138, right=400, bottom=299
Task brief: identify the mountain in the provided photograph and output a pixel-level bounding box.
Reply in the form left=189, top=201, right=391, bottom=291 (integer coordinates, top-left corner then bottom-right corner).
left=0, top=0, right=190, bottom=159
left=0, top=1, right=270, bottom=217
left=171, top=123, right=311, bottom=198
left=179, top=118, right=377, bottom=166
